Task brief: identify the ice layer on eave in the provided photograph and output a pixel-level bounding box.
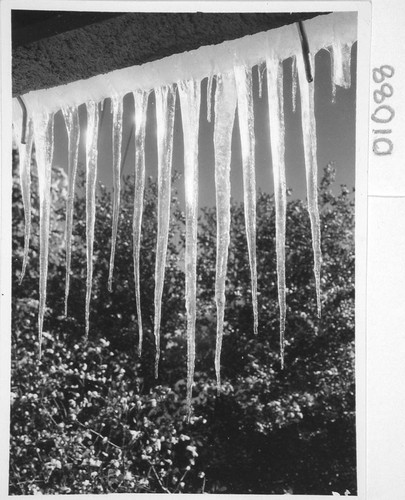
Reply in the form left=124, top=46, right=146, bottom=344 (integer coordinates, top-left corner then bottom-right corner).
left=12, top=12, right=357, bottom=117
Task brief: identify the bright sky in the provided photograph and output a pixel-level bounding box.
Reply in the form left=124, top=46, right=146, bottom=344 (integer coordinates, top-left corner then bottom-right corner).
left=52, top=40, right=357, bottom=207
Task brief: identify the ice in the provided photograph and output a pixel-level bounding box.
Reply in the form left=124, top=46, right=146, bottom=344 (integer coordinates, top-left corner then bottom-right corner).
left=234, top=65, right=258, bottom=336
left=330, top=58, right=337, bottom=103
left=132, top=89, right=149, bottom=354
left=257, top=62, right=265, bottom=99
left=153, top=85, right=177, bottom=377
left=178, top=78, right=201, bottom=415
left=297, top=54, right=322, bottom=317
left=291, top=55, right=298, bottom=113
left=266, top=58, right=287, bottom=368
left=206, top=74, right=214, bottom=122
left=32, top=112, right=55, bottom=357
left=11, top=10, right=359, bottom=383
left=18, top=118, right=34, bottom=284
left=85, top=101, right=100, bottom=338
left=330, top=42, right=352, bottom=102
left=61, top=105, right=80, bottom=315
left=107, top=96, right=123, bottom=292
left=213, top=72, right=237, bottom=390
left=18, top=13, right=357, bottom=116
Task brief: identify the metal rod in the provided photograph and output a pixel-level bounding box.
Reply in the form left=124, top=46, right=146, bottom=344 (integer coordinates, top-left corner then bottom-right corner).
left=16, top=95, right=28, bottom=144
left=297, top=20, right=313, bottom=83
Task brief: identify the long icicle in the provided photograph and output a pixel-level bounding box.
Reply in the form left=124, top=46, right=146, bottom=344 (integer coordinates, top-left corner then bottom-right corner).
left=154, top=85, right=176, bottom=378
left=108, top=96, right=124, bottom=292
left=297, top=54, right=322, bottom=317
left=178, top=78, right=201, bottom=417
left=132, top=89, right=149, bottom=355
left=330, top=42, right=353, bottom=102
left=61, top=105, right=80, bottom=316
left=213, top=72, right=237, bottom=391
left=266, top=58, right=287, bottom=369
left=32, top=112, right=54, bottom=357
left=85, top=101, right=100, bottom=339
left=258, top=62, right=265, bottom=99
left=234, top=65, right=258, bottom=336
left=292, top=55, right=298, bottom=113
left=206, top=75, right=213, bottom=123
left=18, top=118, right=34, bottom=284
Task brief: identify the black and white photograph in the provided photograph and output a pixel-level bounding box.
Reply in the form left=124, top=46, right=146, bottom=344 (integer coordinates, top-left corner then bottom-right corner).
left=1, top=1, right=384, bottom=497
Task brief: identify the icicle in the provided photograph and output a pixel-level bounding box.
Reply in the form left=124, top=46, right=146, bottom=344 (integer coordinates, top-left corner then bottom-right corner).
left=257, top=62, right=265, bottom=99
left=178, top=79, right=201, bottom=417
left=330, top=54, right=337, bottom=104
left=85, top=101, right=100, bottom=338
left=206, top=75, right=213, bottom=123
left=153, top=84, right=176, bottom=377
left=132, top=89, right=149, bottom=355
left=108, top=96, right=124, bottom=292
left=340, top=44, right=352, bottom=88
left=234, top=65, right=258, bottom=336
left=291, top=55, right=298, bottom=112
left=61, top=105, right=80, bottom=316
left=297, top=54, right=322, bottom=317
left=213, top=72, right=237, bottom=390
left=32, top=112, right=54, bottom=357
left=266, top=58, right=287, bottom=369
left=18, top=118, right=34, bottom=284
left=330, top=42, right=352, bottom=102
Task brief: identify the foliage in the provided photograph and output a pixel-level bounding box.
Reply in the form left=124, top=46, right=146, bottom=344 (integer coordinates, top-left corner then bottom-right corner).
left=10, top=150, right=356, bottom=495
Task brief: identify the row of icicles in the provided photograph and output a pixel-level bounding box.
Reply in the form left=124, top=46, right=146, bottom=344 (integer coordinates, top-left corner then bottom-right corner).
left=15, top=45, right=352, bottom=414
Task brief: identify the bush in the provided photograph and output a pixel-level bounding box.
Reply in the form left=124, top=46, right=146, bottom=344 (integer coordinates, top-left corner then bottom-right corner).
left=10, top=153, right=356, bottom=495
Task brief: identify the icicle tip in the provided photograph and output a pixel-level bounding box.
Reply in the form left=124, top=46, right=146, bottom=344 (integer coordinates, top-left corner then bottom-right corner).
left=154, top=353, right=159, bottom=379
left=216, top=377, right=221, bottom=396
